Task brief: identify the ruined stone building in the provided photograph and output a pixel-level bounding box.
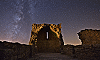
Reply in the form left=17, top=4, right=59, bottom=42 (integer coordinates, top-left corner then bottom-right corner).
left=29, top=23, right=64, bottom=53
left=77, top=29, right=100, bottom=45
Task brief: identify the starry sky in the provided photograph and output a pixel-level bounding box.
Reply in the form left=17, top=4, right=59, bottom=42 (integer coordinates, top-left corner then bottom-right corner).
left=0, top=0, right=100, bottom=45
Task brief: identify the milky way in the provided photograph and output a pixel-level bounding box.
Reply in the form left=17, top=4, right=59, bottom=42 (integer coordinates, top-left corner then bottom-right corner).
left=0, top=0, right=100, bottom=45
left=0, top=0, right=35, bottom=44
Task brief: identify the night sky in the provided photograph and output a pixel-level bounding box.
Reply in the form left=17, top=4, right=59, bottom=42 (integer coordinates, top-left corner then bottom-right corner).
left=0, top=0, right=100, bottom=45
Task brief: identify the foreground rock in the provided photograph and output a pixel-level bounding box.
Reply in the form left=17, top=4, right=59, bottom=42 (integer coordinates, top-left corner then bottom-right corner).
left=27, top=53, right=78, bottom=60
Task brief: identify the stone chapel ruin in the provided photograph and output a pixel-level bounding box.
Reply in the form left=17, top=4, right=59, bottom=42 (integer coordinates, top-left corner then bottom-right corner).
left=77, top=29, right=100, bottom=45
left=29, top=23, right=64, bottom=53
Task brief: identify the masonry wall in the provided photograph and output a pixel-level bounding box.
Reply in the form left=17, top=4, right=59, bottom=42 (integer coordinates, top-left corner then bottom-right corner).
left=0, top=41, right=34, bottom=60
left=37, top=27, right=60, bottom=53
left=29, top=23, right=63, bottom=53
left=77, top=29, right=100, bottom=45
left=75, top=45, right=100, bottom=60
left=63, top=45, right=74, bottom=56
left=67, top=29, right=100, bottom=60
left=63, top=45, right=100, bottom=60
left=63, top=29, right=100, bottom=60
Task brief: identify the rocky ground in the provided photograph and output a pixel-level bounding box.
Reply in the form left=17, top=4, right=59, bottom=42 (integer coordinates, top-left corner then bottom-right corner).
left=27, top=53, right=78, bottom=60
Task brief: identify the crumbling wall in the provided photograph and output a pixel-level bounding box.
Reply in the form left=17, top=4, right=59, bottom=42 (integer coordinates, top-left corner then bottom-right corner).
left=77, top=29, right=100, bottom=45
left=37, top=27, right=61, bottom=53
left=63, top=45, right=100, bottom=60
left=75, top=45, right=100, bottom=60
left=0, top=41, right=33, bottom=60
left=29, top=23, right=64, bottom=53
left=29, top=23, right=62, bottom=45
left=63, top=29, right=100, bottom=60
left=63, top=45, right=74, bottom=56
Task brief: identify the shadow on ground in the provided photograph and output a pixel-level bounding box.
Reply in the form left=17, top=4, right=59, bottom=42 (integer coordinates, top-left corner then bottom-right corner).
left=27, top=53, right=78, bottom=60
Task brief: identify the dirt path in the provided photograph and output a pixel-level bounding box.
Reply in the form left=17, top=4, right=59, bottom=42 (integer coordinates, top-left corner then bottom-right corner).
left=27, top=53, right=78, bottom=60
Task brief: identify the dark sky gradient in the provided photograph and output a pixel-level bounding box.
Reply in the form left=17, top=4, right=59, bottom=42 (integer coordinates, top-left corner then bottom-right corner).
left=0, top=0, right=100, bottom=45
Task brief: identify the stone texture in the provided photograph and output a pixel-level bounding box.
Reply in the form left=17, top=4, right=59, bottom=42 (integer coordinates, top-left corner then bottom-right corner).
left=0, top=41, right=33, bottom=60
left=29, top=23, right=64, bottom=53
left=77, top=29, right=100, bottom=45
left=63, top=45, right=74, bottom=56
left=63, top=29, right=100, bottom=60
left=63, top=45, right=100, bottom=60
left=27, top=53, right=78, bottom=60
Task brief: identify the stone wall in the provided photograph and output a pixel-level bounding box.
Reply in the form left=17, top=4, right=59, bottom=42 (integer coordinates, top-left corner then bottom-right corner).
left=0, top=41, right=34, bottom=60
left=63, top=29, right=100, bottom=60
left=75, top=45, right=100, bottom=60
left=63, top=45, right=100, bottom=60
left=29, top=23, right=64, bottom=53
left=77, top=29, right=100, bottom=45
left=63, top=45, right=74, bottom=56
left=29, top=23, right=62, bottom=45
